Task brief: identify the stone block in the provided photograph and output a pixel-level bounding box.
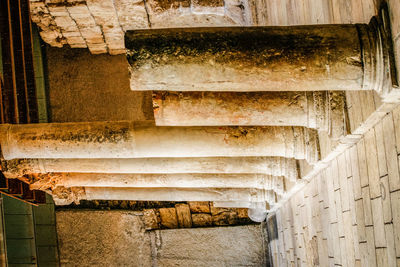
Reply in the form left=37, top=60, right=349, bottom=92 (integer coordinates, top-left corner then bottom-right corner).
left=212, top=211, right=238, bottom=226
left=67, top=4, right=91, bottom=15
left=54, top=16, right=79, bottom=32
left=210, top=205, right=230, bottom=216
left=113, top=0, right=149, bottom=31
left=192, top=213, right=212, bottom=227
left=191, top=0, right=224, bottom=14
left=236, top=208, right=248, bottom=219
left=175, top=204, right=192, bottom=228
left=188, top=201, right=210, bottom=213
left=48, top=5, right=69, bottom=17
left=86, top=0, right=115, bottom=13
left=87, top=43, right=107, bottom=54
left=224, top=0, right=248, bottom=25
left=143, top=209, right=159, bottom=230
left=159, top=208, right=178, bottom=229
left=146, top=0, right=190, bottom=13
left=80, top=27, right=103, bottom=43
left=65, top=36, right=86, bottom=47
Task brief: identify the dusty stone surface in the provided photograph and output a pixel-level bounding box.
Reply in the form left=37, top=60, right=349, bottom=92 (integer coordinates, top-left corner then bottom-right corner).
left=153, top=91, right=336, bottom=133
left=175, top=203, right=193, bottom=228
left=143, top=209, right=160, bottom=230
left=56, top=210, right=266, bottom=266
left=192, top=213, right=213, bottom=227
left=159, top=208, right=178, bottom=228
left=212, top=211, right=239, bottom=226
left=56, top=210, right=152, bottom=266
left=2, top=156, right=299, bottom=182
left=126, top=26, right=364, bottom=93
left=1, top=122, right=320, bottom=163
left=46, top=47, right=153, bottom=123
left=189, top=201, right=210, bottom=213
left=154, top=225, right=267, bottom=266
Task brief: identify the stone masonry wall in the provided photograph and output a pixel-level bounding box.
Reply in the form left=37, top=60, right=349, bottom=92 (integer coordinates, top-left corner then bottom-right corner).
left=56, top=210, right=268, bottom=266
left=269, top=104, right=400, bottom=267
left=30, top=0, right=251, bottom=54
left=61, top=200, right=254, bottom=229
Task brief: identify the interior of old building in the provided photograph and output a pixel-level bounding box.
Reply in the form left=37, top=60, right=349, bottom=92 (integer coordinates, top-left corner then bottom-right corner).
left=0, top=0, right=400, bottom=266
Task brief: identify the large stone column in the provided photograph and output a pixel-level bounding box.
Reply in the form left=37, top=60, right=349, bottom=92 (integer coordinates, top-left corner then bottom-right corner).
left=50, top=187, right=277, bottom=205
left=0, top=121, right=319, bottom=163
left=2, top=156, right=298, bottom=181
left=153, top=91, right=346, bottom=136
left=126, top=20, right=392, bottom=94
left=29, top=173, right=287, bottom=194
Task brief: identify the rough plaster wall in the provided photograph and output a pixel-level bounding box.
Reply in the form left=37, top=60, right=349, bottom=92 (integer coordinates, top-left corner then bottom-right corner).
left=46, top=47, right=153, bottom=122
left=56, top=210, right=267, bottom=267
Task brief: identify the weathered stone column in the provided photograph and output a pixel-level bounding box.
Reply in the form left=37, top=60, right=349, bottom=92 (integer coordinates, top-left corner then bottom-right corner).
left=29, top=173, right=287, bottom=195
left=50, top=187, right=277, bottom=205
left=2, top=156, right=298, bottom=181
left=153, top=91, right=347, bottom=135
left=0, top=121, right=319, bottom=163
left=126, top=20, right=392, bottom=94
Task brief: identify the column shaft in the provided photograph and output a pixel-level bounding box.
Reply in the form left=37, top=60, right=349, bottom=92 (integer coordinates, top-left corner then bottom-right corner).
left=29, top=173, right=286, bottom=195
left=83, top=187, right=276, bottom=203
left=0, top=121, right=319, bottom=163
left=126, top=23, right=388, bottom=92
left=153, top=91, right=329, bottom=129
left=2, top=156, right=298, bottom=181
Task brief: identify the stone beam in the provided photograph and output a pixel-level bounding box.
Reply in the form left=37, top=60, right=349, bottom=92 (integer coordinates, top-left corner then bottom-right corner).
left=153, top=91, right=347, bottom=138
left=0, top=121, right=319, bottom=163
left=126, top=19, right=393, bottom=95
left=50, top=186, right=277, bottom=206
left=28, top=173, right=288, bottom=195
left=2, top=156, right=298, bottom=181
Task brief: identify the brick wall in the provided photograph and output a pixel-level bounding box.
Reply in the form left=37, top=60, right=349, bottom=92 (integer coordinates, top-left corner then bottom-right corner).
left=269, top=107, right=400, bottom=266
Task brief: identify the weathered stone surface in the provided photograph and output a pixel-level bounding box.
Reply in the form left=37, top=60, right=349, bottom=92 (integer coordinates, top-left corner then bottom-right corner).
left=2, top=156, right=298, bottom=182
left=191, top=213, right=213, bottom=227
left=225, top=0, right=252, bottom=25
left=56, top=210, right=152, bottom=266
left=175, top=203, right=192, bottom=228
left=189, top=201, right=210, bottom=213
left=125, top=25, right=386, bottom=94
left=143, top=209, right=159, bottom=230
left=210, top=205, right=229, bottom=216
left=56, top=210, right=266, bottom=266
left=153, top=91, right=335, bottom=133
left=0, top=122, right=320, bottom=163
left=212, top=211, right=239, bottom=226
left=236, top=208, right=249, bottom=219
left=154, top=225, right=266, bottom=266
left=46, top=48, right=152, bottom=123
left=113, top=0, right=149, bottom=31
left=192, top=0, right=224, bottom=14
left=30, top=0, right=240, bottom=53
left=28, top=173, right=288, bottom=194
left=159, top=208, right=178, bottom=228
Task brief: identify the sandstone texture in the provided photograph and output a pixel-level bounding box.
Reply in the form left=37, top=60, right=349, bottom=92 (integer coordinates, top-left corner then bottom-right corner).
left=56, top=210, right=267, bottom=266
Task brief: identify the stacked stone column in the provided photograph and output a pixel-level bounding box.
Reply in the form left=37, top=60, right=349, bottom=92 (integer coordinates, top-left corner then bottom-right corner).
left=2, top=14, right=395, bottom=220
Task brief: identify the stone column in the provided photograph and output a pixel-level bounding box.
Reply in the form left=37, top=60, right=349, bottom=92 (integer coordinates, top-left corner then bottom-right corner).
left=51, top=187, right=277, bottom=205
left=153, top=91, right=346, bottom=133
left=0, top=121, right=319, bottom=163
left=126, top=21, right=391, bottom=94
left=29, top=173, right=287, bottom=195
left=2, top=156, right=298, bottom=181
